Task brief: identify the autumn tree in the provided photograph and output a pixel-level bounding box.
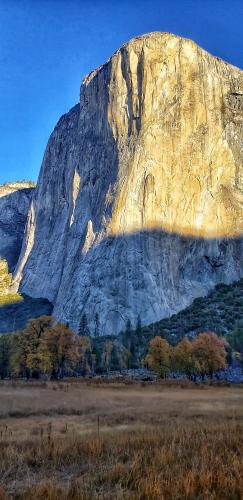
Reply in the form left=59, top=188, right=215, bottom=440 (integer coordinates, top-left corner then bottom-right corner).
left=10, top=317, right=80, bottom=379
left=25, top=316, right=53, bottom=377
left=11, top=316, right=54, bottom=378
left=123, top=318, right=136, bottom=367
left=102, top=340, right=114, bottom=373
left=192, top=332, right=228, bottom=379
left=173, top=337, right=198, bottom=380
left=42, top=324, right=80, bottom=378
left=76, top=335, right=94, bottom=375
left=145, top=336, right=171, bottom=378
left=110, top=341, right=130, bottom=371
left=118, top=344, right=130, bottom=370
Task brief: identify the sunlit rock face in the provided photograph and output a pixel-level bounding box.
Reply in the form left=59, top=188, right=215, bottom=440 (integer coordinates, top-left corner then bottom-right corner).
left=14, top=33, right=243, bottom=334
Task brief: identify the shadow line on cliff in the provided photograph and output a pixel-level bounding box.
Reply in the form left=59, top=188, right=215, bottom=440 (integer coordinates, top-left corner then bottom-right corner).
left=57, top=226, right=242, bottom=336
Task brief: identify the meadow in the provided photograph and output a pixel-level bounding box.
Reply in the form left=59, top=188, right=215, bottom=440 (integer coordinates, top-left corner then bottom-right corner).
left=0, top=379, right=243, bottom=499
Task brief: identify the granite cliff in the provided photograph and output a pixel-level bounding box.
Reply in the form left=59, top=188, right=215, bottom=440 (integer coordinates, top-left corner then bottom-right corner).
left=0, top=182, right=34, bottom=272
left=0, top=182, right=29, bottom=317
left=13, top=32, right=243, bottom=335
left=0, top=182, right=53, bottom=332
left=0, top=181, right=33, bottom=308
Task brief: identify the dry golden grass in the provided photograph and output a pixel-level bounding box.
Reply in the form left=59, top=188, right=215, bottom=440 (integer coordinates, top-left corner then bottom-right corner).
left=0, top=380, right=243, bottom=499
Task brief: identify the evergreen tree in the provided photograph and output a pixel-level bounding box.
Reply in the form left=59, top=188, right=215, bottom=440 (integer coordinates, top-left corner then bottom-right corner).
left=0, top=334, right=13, bottom=379
left=78, top=313, right=89, bottom=337
left=136, top=315, right=142, bottom=336
left=94, top=312, right=100, bottom=337
left=123, top=318, right=132, bottom=350
left=129, top=330, right=137, bottom=368
left=126, top=319, right=132, bottom=335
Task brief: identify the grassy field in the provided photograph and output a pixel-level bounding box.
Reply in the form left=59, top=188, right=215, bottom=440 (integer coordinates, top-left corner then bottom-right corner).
left=0, top=380, right=243, bottom=499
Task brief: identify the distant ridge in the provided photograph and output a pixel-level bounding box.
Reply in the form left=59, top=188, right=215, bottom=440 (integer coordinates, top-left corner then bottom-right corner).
left=0, top=181, right=35, bottom=197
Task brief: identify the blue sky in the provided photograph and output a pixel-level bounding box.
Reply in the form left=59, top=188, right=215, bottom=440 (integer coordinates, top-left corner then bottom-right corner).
left=0, top=0, right=242, bottom=184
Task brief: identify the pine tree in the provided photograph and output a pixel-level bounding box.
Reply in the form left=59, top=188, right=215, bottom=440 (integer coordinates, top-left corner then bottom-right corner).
left=130, top=329, right=137, bottom=369
left=0, top=334, right=13, bottom=379
left=126, top=319, right=132, bottom=336
left=78, top=313, right=89, bottom=337
left=123, top=318, right=131, bottom=349
left=94, top=312, right=100, bottom=337
left=136, top=315, right=142, bottom=336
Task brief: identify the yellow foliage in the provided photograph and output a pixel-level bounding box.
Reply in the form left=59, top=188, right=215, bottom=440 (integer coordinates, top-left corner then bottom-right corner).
left=145, top=336, right=171, bottom=378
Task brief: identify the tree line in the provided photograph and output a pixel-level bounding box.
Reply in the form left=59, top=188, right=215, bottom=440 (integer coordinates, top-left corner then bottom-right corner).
left=0, top=316, right=132, bottom=379
left=0, top=315, right=240, bottom=380
left=145, top=333, right=228, bottom=379
left=0, top=317, right=93, bottom=379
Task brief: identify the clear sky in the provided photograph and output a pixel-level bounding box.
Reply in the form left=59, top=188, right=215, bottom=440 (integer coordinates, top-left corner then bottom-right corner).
left=0, top=0, right=242, bottom=184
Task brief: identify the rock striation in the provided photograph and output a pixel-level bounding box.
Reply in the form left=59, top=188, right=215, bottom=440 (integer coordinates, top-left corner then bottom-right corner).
left=14, top=32, right=243, bottom=335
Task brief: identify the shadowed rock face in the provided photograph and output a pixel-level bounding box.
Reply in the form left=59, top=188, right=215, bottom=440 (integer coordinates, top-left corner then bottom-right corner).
left=14, top=32, right=243, bottom=335
left=0, top=183, right=34, bottom=272
left=0, top=294, right=53, bottom=334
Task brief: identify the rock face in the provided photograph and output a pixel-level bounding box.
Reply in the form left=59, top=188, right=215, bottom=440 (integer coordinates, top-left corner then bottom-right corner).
left=0, top=182, right=34, bottom=272
left=14, top=32, right=243, bottom=335
left=0, top=294, right=52, bottom=334
left=0, top=182, right=54, bottom=333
